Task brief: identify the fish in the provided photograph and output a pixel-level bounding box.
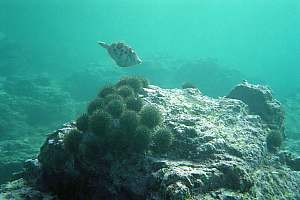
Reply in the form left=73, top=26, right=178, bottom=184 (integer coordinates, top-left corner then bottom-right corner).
left=98, top=41, right=142, bottom=67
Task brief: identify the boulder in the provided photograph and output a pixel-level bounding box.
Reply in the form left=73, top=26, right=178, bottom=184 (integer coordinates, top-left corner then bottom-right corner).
left=227, top=81, right=285, bottom=133
left=2, top=83, right=299, bottom=200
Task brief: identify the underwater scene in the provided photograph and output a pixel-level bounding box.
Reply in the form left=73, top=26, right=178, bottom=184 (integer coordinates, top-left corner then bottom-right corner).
left=0, top=0, right=300, bottom=199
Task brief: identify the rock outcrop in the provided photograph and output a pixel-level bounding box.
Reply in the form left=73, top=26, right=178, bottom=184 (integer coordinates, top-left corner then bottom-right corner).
left=1, top=82, right=299, bottom=200
left=227, top=81, right=285, bottom=133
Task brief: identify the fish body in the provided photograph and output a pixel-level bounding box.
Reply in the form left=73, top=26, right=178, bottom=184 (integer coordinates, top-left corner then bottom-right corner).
left=98, top=41, right=142, bottom=67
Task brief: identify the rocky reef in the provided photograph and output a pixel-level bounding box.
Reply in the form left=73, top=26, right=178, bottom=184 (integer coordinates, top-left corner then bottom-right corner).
left=62, top=59, right=246, bottom=102
left=1, top=79, right=299, bottom=200
left=281, top=91, right=300, bottom=155
left=0, top=75, right=75, bottom=184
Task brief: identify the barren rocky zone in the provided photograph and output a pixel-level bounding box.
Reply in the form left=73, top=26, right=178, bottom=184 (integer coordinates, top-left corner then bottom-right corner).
left=282, top=92, right=300, bottom=155
left=0, top=74, right=76, bottom=184
left=0, top=81, right=299, bottom=200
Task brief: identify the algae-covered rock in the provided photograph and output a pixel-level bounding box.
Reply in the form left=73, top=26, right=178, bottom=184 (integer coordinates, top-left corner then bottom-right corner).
left=3, top=81, right=300, bottom=200
left=279, top=151, right=300, bottom=171
left=0, top=179, right=56, bottom=200
left=227, top=81, right=285, bottom=133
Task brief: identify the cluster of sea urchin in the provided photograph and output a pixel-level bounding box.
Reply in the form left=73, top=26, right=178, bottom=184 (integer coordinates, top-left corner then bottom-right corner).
left=66, top=76, right=173, bottom=159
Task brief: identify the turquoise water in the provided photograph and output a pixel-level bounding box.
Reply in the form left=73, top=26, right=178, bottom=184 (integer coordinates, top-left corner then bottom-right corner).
left=1, top=1, right=300, bottom=89
left=0, top=0, right=299, bottom=183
